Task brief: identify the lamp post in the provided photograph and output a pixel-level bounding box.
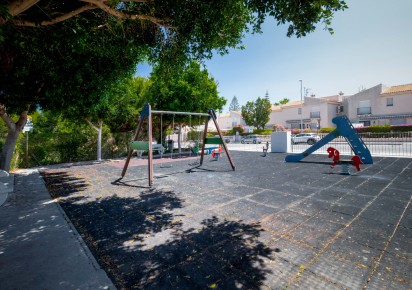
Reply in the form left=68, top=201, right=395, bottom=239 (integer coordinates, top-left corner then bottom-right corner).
left=299, top=80, right=303, bottom=131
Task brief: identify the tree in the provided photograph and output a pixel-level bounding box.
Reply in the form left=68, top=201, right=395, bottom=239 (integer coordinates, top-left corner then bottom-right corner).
left=274, top=98, right=290, bottom=106
left=146, top=61, right=226, bottom=151
left=82, top=76, right=150, bottom=161
left=0, top=0, right=347, bottom=171
left=229, top=96, right=240, bottom=112
left=241, top=97, right=271, bottom=130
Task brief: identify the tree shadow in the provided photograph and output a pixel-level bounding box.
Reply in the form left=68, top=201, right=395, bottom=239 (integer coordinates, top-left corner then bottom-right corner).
left=41, top=171, right=273, bottom=289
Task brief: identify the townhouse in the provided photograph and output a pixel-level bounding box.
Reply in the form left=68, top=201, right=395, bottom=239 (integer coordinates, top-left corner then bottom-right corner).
left=218, top=82, right=412, bottom=131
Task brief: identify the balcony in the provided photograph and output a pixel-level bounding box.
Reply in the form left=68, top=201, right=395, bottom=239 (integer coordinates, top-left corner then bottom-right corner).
left=310, top=112, right=320, bottom=118
left=357, top=107, right=371, bottom=115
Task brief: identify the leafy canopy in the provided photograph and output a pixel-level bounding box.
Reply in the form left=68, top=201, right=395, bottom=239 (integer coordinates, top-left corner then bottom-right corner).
left=229, top=96, right=241, bottom=112
left=1, top=0, right=347, bottom=114
left=241, top=97, right=272, bottom=130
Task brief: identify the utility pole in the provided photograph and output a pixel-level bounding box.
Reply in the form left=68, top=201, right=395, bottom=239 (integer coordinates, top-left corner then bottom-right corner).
left=299, top=80, right=303, bottom=131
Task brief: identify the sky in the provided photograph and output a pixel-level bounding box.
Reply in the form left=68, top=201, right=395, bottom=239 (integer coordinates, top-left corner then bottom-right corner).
left=136, top=0, right=412, bottom=112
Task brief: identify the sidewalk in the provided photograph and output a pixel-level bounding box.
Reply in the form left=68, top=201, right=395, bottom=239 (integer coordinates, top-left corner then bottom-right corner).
left=0, top=169, right=115, bottom=290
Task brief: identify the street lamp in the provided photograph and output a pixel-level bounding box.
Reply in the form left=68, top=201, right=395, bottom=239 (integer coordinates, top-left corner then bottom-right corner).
left=299, top=80, right=303, bottom=131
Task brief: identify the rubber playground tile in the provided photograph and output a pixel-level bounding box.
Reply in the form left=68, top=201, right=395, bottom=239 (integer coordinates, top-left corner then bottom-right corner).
left=261, top=210, right=311, bottom=234
left=353, top=181, right=392, bottom=196
left=323, top=236, right=380, bottom=268
left=249, top=190, right=304, bottom=208
left=361, top=196, right=408, bottom=224
left=306, top=253, right=371, bottom=289
left=139, top=267, right=196, bottom=289
left=238, top=203, right=280, bottom=222
left=312, top=211, right=351, bottom=226
left=287, top=225, right=338, bottom=249
left=366, top=268, right=412, bottom=290
left=311, top=190, right=346, bottom=202
left=214, top=199, right=270, bottom=221
left=258, top=259, right=300, bottom=290
left=399, top=208, right=412, bottom=229
left=217, top=274, right=262, bottom=290
left=189, top=191, right=235, bottom=208
left=334, top=192, right=375, bottom=207
left=290, top=198, right=331, bottom=216
left=378, top=253, right=412, bottom=283
left=386, top=226, right=412, bottom=259
left=269, top=238, right=319, bottom=266
left=38, top=153, right=412, bottom=289
left=331, top=202, right=364, bottom=217
left=381, top=187, right=412, bottom=203
left=341, top=218, right=395, bottom=250
left=220, top=184, right=263, bottom=198
left=268, top=182, right=321, bottom=197
left=287, top=271, right=347, bottom=290
left=302, top=217, right=346, bottom=234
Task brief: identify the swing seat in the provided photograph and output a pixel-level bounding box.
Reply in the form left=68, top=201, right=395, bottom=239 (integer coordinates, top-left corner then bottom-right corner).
left=205, top=137, right=224, bottom=145
left=131, top=141, right=164, bottom=157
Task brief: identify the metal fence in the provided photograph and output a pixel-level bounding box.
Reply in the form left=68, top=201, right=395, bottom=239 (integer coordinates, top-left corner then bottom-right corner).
left=225, top=132, right=412, bottom=158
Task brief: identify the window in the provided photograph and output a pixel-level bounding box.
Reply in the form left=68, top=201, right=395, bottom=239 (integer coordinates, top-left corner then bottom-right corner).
left=358, top=100, right=371, bottom=115
left=386, top=98, right=393, bottom=106
left=362, top=121, right=371, bottom=126
left=298, top=108, right=302, bottom=115
left=390, top=118, right=405, bottom=125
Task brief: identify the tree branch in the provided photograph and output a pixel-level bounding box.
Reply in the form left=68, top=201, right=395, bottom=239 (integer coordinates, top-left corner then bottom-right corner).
left=12, top=4, right=97, bottom=27
left=0, top=103, right=16, bottom=130
left=85, top=118, right=99, bottom=131
left=7, top=0, right=40, bottom=16
left=81, top=0, right=175, bottom=29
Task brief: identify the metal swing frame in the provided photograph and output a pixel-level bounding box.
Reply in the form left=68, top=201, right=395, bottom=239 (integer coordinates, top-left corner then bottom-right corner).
left=121, top=103, right=235, bottom=186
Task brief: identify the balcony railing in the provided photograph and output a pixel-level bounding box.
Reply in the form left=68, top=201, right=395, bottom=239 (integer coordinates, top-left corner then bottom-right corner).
left=310, top=112, right=320, bottom=118
left=357, top=107, right=371, bottom=115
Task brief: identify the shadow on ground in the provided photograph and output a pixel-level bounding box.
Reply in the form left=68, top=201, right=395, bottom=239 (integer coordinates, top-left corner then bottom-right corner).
left=41, top=171, right=273, bottom=289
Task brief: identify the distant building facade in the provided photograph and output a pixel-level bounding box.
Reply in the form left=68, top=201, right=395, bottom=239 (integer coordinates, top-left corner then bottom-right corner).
left=217, top=82, right=412, bottom=131
left=342, top=83, right=412, bottom=126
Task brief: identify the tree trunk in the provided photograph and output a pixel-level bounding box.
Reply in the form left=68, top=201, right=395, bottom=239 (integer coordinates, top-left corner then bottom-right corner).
left=85, top=118, right=103, bottom=161
left=97, top=120, right=102, bottom=161
left=177, top=124, right=182, bottom=154
left=0, top=106, right=28, bottom=172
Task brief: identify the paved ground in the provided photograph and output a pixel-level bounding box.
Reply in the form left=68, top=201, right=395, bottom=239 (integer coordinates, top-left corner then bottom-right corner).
left=2, top=151, right=412, bottom=289
left=0, top=168, right=115, bottom=290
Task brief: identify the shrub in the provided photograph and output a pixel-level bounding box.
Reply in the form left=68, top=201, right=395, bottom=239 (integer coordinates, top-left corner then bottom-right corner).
left=253, top=129, right=272, bottom=135
left=320, top=127, right=335, bottom=133
left=231, top=125, right=245, bottom=134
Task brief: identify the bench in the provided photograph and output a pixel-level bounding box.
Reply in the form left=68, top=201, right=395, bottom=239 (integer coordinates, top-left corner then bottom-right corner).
left=131, top=141, right=165, bottom=158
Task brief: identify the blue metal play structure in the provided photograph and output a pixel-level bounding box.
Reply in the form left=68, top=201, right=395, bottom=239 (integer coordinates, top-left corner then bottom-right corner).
left=285, top=115, right=373, bottom=164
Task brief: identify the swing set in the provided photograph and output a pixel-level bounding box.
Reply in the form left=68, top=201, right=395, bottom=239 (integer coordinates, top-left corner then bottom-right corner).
left=121, top=103, right=235, bottom=186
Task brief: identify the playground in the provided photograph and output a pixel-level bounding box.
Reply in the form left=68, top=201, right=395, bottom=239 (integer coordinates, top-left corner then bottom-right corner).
left=35, top=151, right=411, bottom=289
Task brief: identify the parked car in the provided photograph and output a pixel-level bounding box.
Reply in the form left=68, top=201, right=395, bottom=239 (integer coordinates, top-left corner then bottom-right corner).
left=292, top=133, right=321, bottom=145
left=241, top=135, right=261, bottom=144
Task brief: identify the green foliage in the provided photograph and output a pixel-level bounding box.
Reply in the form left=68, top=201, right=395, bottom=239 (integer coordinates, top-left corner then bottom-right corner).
left=320, top=127, right=335, bottom=133
left=241, top=97, right=271, bottom=130
left=187, top=130, right=203, bottom=141
left=147, top=60, right=226, bottom=123
left=274, top=98, right=290, bottom=106
left=253, top=129, right=272, bottom=135
left=4, top=110, right=133, bottom=170
left=229, top=125, right=245, bottom=134
left=229, top=96, right=240, bottom=111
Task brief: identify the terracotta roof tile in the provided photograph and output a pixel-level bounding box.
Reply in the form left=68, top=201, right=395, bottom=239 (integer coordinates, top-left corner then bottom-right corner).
left=382, top=83, right=412, bottom=95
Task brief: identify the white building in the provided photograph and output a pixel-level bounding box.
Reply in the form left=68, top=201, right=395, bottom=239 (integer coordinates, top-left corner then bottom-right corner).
left=217, top=82, right=412, bottom=131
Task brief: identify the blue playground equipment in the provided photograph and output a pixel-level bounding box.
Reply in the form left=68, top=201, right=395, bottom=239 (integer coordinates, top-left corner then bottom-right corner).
left=285, top=115, right=373, bottom=164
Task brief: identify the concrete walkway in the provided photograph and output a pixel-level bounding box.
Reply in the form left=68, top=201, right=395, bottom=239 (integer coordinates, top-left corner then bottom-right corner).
left=0, top=169, right=115, bottom=290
